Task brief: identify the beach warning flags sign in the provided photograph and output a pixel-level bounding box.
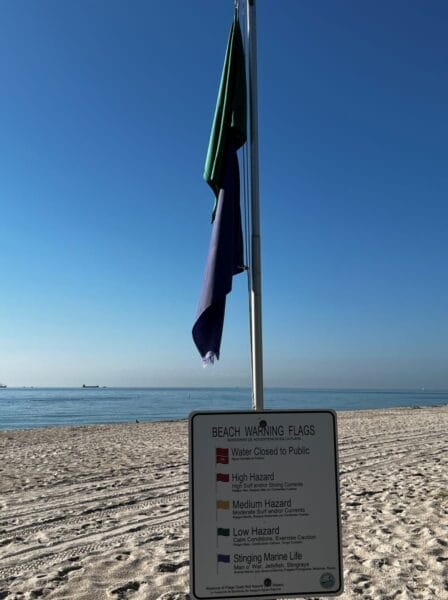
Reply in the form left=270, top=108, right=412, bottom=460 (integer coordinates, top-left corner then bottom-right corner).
left=189, top=410, right=343, bottom=599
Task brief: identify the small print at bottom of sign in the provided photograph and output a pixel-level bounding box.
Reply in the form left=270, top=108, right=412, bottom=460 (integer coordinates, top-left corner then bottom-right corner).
left=189, top=410, right=343, bottom=599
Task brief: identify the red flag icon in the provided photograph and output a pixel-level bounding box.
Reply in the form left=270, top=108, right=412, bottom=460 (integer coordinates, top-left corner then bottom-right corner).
left=216, top=448, right=229, bottom=464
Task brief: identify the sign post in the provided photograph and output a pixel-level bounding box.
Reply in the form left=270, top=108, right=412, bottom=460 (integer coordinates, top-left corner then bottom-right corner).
left=189, top=410, right=343, bottom=599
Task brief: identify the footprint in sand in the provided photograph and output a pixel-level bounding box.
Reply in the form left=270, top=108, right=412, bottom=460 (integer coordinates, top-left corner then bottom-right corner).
left=111, top=581, right=140, bottom=598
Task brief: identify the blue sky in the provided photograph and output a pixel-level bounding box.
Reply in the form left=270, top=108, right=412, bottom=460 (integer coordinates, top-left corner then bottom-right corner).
left=1, top=0, right=447, bottom=388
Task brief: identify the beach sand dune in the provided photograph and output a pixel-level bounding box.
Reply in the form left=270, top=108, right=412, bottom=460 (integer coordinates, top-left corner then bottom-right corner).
left=1, top=407, right=447, bottom=599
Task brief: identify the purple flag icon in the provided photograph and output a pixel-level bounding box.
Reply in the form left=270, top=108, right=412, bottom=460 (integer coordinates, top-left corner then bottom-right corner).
left=217, top=554, right=231, bottom=563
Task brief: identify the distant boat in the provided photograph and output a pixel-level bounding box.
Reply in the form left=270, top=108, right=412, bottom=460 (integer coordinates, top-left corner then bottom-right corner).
left=82, top=385, right=99, bottom=389
left=0, top=383, right=7, bottom=388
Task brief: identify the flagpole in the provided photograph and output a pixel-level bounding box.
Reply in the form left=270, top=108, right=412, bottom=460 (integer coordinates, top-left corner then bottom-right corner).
left=246, top=0, right=264, bottom=411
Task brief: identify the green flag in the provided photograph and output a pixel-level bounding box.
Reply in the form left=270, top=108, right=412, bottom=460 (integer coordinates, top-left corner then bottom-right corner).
left=204, top=12, right=247, bottom=221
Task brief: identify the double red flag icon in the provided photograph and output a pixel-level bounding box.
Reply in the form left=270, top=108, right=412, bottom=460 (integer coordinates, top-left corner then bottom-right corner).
left=216, top=447, right=229, bottom=464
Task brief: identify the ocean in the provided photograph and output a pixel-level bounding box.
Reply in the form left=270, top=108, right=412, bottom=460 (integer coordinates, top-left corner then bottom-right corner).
left=0, top=387, right=447, bottom=430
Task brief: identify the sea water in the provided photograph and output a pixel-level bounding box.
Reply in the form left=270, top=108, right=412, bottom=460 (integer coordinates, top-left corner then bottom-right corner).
left=0, top=387, right=447, bottom=430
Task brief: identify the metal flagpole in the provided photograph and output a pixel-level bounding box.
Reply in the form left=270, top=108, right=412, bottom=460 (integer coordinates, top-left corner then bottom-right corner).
left=246, top=0, right=264, bottom=411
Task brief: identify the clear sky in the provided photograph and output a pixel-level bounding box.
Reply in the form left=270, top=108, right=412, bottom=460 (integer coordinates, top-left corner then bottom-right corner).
left=1, top=0, right=447, bottom=389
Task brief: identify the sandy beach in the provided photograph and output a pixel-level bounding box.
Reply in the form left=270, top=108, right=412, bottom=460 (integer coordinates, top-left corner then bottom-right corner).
left=1, top=406, right=447, bottom=600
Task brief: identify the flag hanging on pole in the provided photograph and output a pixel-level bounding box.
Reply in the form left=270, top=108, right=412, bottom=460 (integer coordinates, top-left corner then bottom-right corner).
left=192, top=10, right=247, bottom=365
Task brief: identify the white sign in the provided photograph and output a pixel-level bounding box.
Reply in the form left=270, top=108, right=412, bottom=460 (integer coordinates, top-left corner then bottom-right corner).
left=189, top=410, right=343, bottom=599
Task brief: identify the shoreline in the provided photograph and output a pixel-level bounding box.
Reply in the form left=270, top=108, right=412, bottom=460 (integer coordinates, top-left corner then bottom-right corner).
left=1, top=402, right=447, bottom=434
left=1, top=406, right=447, bottom=599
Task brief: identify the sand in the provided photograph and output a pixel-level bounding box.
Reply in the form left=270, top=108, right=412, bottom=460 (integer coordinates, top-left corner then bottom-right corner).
left=0, top=406, right=447, bottom=600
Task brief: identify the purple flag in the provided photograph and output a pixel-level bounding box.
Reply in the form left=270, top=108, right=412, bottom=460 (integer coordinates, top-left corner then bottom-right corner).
left=217, top=554, right=231, bottom=563
left=192, top=147, right=244, bottom=363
